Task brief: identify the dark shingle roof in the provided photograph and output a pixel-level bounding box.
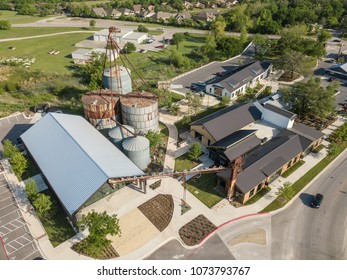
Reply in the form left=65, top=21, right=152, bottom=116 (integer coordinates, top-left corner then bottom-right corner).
left=223, top=134, right=261, bottom=162
left=236, top=134, right=303, bottom=194
left=290, top=123, right=325, bottom=141
left=209, top=129, right=257, bottom=148
left=263, top=103, right=296, bottom=119
left=203, top=103, right=262, bottom=141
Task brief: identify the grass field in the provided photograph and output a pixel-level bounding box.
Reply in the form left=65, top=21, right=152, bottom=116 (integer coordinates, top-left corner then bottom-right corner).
left=71, top=0, right=111, bottom=6
left=174, top=153, right=200, bottom=172
left=0, top=10, right=52, bottom=24
left=183, top=173, right=223, bottom=208
left=0, top=27, right=98, bottom=39
left=0, top=32, right=94, bottom=73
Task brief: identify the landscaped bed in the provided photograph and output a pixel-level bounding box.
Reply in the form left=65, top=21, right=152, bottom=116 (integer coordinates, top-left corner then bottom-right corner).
left=174, top=153, right=200, bottom=172
left=138, top=194, right=174, bottom=232
left=179, top=214, right=217, bottom=246
left=72, top=240, right=119, bottom=259
left=281, top=160, right=305, bottom=178
left=183, top=173, right=223, bottom=208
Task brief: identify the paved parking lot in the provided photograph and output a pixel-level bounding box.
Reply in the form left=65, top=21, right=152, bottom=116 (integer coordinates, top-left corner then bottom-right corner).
left=0, top=113, right=33, bottom=149
left=0, top=173, right=41, bottom=260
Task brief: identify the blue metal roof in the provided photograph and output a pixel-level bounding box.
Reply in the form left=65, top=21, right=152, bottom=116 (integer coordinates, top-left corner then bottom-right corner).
left=21, top=113, right=144, bottom=215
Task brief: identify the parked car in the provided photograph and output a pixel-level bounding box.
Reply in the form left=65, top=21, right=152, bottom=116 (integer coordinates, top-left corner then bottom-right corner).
left=328, top=77, right=337, bottom=82
left=311, top=193, right=324, bottom=208
left=327, top=58, right=335, bottom=63
left=215, top=72, right=224, bottom=76
left=156, top=27, right=164, bottom=31
left=333, top=39, right=341, bottom=43
left=155, top=45, right=164, bottom=49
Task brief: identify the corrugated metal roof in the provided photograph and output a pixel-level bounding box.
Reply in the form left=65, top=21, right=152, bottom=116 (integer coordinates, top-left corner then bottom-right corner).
left=122, top=136, right=149, bottom=151
left=21, top=113, right=144, bottom=215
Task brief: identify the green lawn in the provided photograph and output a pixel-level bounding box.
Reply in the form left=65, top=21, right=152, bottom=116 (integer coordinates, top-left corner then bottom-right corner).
left=0, top=27, right=98, bottom=39
left=245, top=186, right=271, bottom=205
left=175, top=104, right=225, bottom=134
left=281, top=160, right=305, bottom=178
left=175, top=153, right=200, bottom=172
left=176, top=33, right=206, bottom=55
left=71, top=0, right=111, bottom=6
left=183, top=173, right=223, bottom=208
left=0, top=10, right=52, bottom=24
left=0, top=32, right=94, bottom=73
left=39, top=190, right=76, bottom=247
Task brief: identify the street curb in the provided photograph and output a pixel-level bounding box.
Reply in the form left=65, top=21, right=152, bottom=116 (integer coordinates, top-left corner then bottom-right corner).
left=0, top=235, right=9, bottom=260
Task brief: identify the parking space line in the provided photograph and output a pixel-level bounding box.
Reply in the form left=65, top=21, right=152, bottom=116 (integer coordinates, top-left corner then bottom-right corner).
left=23, top=249, right=39, bottom=260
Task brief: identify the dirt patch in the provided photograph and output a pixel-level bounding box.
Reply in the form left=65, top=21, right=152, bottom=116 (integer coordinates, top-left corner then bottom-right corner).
left=278, top=71, right=300, bottom=82
left=179, top=214, right=216, bottom=246
left=227, top=228, right=266, bottom=247
left=138, top=194, right=174, bottom=232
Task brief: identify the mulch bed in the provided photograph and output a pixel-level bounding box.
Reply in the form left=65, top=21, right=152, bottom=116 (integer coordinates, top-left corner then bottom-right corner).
left=138, top=194, right=174, bottom=232
left=71, top=240, right=119, bottom=259
left=179, top=214, right=217, bottom=246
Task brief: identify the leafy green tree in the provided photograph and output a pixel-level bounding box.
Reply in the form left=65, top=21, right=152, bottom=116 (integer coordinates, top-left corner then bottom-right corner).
left=0, top=20, right=11, bottom=30
left=189, top=142, right=202, bottom=161
left=216, top=36, right=243, bottom=58
left=221, top=96, right=231, bottom=106
left=274, top=51, right=310, bottom=79
left=122, top=42, right=136, bottom=54
left=283, top=77, right=336, bottom=121
left=317, top=29, right=332, bottom=42
left=210, top=15, right=226, bottom=40
left=89, top=19, right=96, bottom=29
left=81, top=52, right=105, bottom=90
left=228, top=4, right=253, bottom=32
left=252, top=34, right=269, bottom=57
left=146, top=130, right=162, bottom=149
left=137, top=25, right=148, bottom=32
left=33, top=193, right=52, bottom=216
left=191, top=94, right=202, bottom=114
left=25, top=180, right=39, bottom=203
left=10, top=152, right=27, bottom=179
left=2, top=139, right=18, bottom=159
left=78, top=211, right=121, bottom=257
left=276, top=182, right=294, bottom=204
left=171, top=33, right=185, bottom=49
left=169, top=103, right=180, bottom=116
left=169, top=50, right=191, bottom=69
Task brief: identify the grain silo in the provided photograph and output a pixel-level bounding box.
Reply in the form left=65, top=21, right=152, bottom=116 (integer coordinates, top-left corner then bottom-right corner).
left=108, top=125, right=135, bottom=149
left=103, top=66, right=132, bottom=94
left=81, top=89, right=120, bottom=130
left=120, top=91, right=159, bottom=134
left=122, top=136, right=150, bottom=170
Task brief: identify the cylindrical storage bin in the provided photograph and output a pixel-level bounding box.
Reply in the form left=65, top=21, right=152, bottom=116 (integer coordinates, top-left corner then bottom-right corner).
left=108, top=125, right=135, bottom=150
left=81, top=90, right=120, bottom=130
left=122, top=136, right=150, bottom=170
left=120, top=92, right=159, bottom=134
left=103, top=66, right=132, bottom=94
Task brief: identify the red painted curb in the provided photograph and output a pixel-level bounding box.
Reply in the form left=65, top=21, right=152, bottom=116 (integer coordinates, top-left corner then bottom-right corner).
left=187, top=212, right=269, bottom=259
left=0, top=235, right=9, bottom=260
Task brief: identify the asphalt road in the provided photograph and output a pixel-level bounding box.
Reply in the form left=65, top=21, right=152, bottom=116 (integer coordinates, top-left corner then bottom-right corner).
left=146, top=234, right=235, bottom=260
left=271, top=149, right=347, bottom=260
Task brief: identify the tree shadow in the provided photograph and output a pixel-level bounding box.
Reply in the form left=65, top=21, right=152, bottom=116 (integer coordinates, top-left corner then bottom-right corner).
left=299, top=193, right=314, bottom=207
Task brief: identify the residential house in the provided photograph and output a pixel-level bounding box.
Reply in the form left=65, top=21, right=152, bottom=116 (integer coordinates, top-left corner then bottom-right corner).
left=193, top=10, right=218, bottom=22
left=189, top=101, right=324, bottom=204
left=195, top=2, right=206, bottom=9
left=325, top=62, right=347, bottom=79
left=142, top=10, right=156, bottom=18
left=151, top=12, right=174, bottom=21
left=92, top=7, right=107, bottom=17
left=183, top=1, right=193, bottom=9
left=109, top=9, right=122, bottom=18
left=147, top=5, right=155, bottom=12
left=205, top=61, right=273, bottom=99
left=176, top=12, right=192, bottom=23
left=133, top=4, right=142, bottom=15
left=201, top=1, right=217, bottom=8
left=118, top=8, right=134, bottom=16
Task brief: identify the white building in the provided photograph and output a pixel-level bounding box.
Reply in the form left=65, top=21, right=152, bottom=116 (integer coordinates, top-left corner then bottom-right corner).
left=71, top=48, right=118, bottom=64
left=93, top=29, right=147, bottom=45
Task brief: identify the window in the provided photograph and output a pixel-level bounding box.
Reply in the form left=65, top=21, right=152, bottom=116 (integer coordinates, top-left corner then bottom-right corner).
left=249, top=188, right=255, bottom=197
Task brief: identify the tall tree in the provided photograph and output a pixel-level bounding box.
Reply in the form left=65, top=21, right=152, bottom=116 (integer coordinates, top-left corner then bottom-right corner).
left=274, top=51, right=310, bottom=79
left=89, top=19, right=96, bottom=29
left=210, top=15, right=226, bottom=40
left=252, top=33, right=269, bottom=57
left=189, top=142, right=202, bottom=161
left=33, top=193, right=52, bottom=216
left=25, top=180, right=39, bottom=203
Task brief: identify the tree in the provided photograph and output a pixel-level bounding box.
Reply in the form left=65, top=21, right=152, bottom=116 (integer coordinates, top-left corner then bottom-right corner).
left=33, top=193, right=52, bottom=216
left=89, top=19, right=96, bottom=29
left=81, top=52, right=105, bottom=89
left=169, top=103, right=180, bottom=116
left=122, top=42, right=136, bottom=54
left=146, top=130, right=162, bottom=149
left=210, top=15, right=226, bottom=40
left=283, top=77, right=336, bottom=121
left=10, top=152, right=27, bottom=179
left=171, top=33, right=185, bottom=49
left=169, top=50, right=191, bottom=69
left=191, top=94, right=202, bottom=114
left=189, top=142, right=202, bottom=161
left=252, top=34, right=269, bottom=57
left=221, top=96, right=231, bottom=106
left=25, top=180, right=39, bottom=203
left=2, top=139, right=18, bottom=159
left=78, top=211, right=121, bottom=257
left=0, top=20, right=11, bottom=30
left=276, top=182, right=294, bottom=204
left=228, top=4, right=253, bottom=32
left=137, top=25, right=148, bottom=32
left=317, top=29, right=332, bottom=42
left=274, top=51, right=310, bottom=79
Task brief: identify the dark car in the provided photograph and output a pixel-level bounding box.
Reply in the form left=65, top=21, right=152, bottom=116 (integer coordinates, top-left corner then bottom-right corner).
left=311, top=193, right=324, bottom=208
left=333, top=39, right=341, bottom=43
left=328, top=77, right=337, bottom=82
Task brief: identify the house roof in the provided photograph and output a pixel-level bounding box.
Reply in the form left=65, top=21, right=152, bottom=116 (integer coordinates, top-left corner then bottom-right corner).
left=290, top=123, right=325, bottom=141
left=118, top=8, right=132, bottom=14
left=210, top=129, right=257, bottom=148
left=203, top=103, right=262, bottom=141
left=263, top=103, right=296, bottom=119
left=93, top=7, right=106, bottom=15
left=326, top=63, right=347, bottom=76
left=21, top=113, right=144, bottom=215
left=236, top=133, right=303, bottom=194
left=176, top=12, right=192, bottom=19
left=223, top=134, right=261, bottom=162
left=208, top=61, right=272, bottom=94
left=133, top=4, right=142, bottom=12
left=151, top=12, right=173, bottom=20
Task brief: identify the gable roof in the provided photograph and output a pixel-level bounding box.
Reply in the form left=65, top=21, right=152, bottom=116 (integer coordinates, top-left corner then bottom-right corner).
left=326, top=63, right=347, bottom=75
left=208, top=61, right=271, bottom=93
left=202, top=103, right=262, bottom=141
left=209, top=129, right=257, bottom=148
left=290, top=123, right=325, bottom=142
left=93, top=7, right=106, bottom=15
left=263, top=103, right=296, bottom=119
left=21, top=113, right=144, bottom=215
left=133, top=4, right=142, bottom=13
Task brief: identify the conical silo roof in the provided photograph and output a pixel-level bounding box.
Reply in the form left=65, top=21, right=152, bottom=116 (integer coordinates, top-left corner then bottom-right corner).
left=122, top=136, right=149, bottom=151
left=108, top=125, right=135, bottom=140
